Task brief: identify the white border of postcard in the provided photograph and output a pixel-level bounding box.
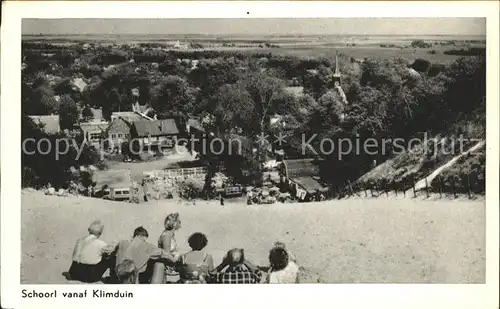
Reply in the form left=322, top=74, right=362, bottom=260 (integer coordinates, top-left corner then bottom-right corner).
left=1, top=1, right=499, bottom=309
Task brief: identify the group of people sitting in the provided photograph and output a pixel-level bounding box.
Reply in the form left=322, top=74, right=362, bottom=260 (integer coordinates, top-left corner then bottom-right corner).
left=67, top=213, right=299, bottom=284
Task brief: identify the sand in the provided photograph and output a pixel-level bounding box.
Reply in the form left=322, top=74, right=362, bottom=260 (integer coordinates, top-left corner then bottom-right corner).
left=21, top=190, right=485, bottom=284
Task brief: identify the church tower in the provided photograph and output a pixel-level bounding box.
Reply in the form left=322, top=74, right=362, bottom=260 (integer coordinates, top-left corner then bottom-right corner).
left=333, top=51, right=341, bottom=86
left=333, top=51, right=348, bottom=109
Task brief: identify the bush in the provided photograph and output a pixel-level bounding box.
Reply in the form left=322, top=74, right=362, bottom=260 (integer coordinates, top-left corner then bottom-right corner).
left=411, top=40, right=433, bottom=48
left=178, top=177, right=204, bottom=199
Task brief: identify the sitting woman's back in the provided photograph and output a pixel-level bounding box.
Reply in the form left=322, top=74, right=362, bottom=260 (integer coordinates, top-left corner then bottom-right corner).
left=179, top=233, right=214, bottom=283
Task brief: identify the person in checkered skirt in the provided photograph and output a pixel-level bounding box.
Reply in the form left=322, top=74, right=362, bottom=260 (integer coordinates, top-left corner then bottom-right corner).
left=208, top=248, right=262, bottom=284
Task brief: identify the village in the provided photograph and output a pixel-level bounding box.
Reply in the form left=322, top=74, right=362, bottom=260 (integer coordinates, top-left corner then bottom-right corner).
left=33, top=96, right=331, bottom=205
left=14, top=16, right=489, bottom=288
left=23, top=32, right=485, bottom=205
left=24, top=43, right=357, bottom=207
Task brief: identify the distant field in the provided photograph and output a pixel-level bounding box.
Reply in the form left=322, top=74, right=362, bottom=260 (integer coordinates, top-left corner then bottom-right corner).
left=22, top=34, right=485, bottom=64
left=197, top=45, right=468, bottom=63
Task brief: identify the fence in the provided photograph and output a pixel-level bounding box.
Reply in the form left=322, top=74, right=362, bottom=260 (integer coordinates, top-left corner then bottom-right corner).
left=143, top=167, right=208, bottom=180
left=326, top=173, right=485, bottom=200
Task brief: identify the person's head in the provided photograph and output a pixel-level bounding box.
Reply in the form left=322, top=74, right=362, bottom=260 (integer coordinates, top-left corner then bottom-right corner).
left=88, top=220, right=104, bottom=237
left=226, top=248, right=245, bottom=267
left=274, top=241, right=286, bottom=250
left=269, top=247, right=289, bottom=272
left=133, top=226, right=149, bottom=241
left=115, top=259, right=138, bottom=284
left=164, top=212, right=181, bottom=231
left=188, top=232, right=208, bottom=251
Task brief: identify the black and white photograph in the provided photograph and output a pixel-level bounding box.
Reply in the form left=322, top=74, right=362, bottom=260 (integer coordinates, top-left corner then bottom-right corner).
left=1, top=1, right=499, bottom=309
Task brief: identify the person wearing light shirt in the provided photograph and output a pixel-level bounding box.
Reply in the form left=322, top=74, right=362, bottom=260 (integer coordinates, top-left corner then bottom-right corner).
left=67, top=220, right=115, bottom=283
left=266, top=247, right=299, bottom=284
left=115, top=226, right=179, bottom=284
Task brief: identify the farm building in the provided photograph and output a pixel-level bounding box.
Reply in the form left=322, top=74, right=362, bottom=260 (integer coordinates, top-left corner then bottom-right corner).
left=105, top=111, right=153, bottom=150
left=130, top=119, right=180, bottom=148
left=80, top=121, right=109, bottom=148
left=106, top=117, right=133, bottom=150
left=278, top=158, right=328, bottom=201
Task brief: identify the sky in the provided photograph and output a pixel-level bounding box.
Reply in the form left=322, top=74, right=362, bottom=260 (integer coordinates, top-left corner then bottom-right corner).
left=22, top=18, right=486, bottom=36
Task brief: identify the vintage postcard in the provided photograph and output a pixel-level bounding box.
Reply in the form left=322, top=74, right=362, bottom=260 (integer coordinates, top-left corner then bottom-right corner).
left=1, top=1, right=499, bottom=309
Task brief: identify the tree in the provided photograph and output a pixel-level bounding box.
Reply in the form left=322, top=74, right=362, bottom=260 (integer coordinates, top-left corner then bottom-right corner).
left=241, top=73, right=286, bottom=136
left=303, top=65, right=334, bottom=100
left=54, top=78, right=75, bottom=96
left=22, top=114, right=102, bottom=189
left=208, top=84, right=254, bottom=135
left=59, top=95, right=79, bottom=130
left=81, top=105, right=94, bottom=122
left=188, top=59, right=241, bottom=97
left=151, top=75, right=195, bottom=118
left=22, top=81, right=59, bottom=115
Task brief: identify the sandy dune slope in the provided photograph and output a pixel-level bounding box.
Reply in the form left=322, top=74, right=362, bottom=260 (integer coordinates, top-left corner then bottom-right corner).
left=21, top=191, right=485, bottom=284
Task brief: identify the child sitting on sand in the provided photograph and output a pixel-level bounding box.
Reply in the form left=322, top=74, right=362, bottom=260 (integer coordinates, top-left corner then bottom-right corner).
left=274, top=241, right=297, bottom=263
left=115, top=259, right=138, bottom=284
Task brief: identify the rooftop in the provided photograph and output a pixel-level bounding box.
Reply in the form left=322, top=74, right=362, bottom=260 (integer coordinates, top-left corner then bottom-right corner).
left=281, top=158, right=320, bottom=178
left=132, top=119, right=179, bottom=137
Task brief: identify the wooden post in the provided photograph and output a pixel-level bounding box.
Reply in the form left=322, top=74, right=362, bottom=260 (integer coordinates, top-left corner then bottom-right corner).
left=385, top=181, right=389, bottom=197
left=425, top=177, right=429, bottom=198
left=394, top=181, right=398, bottom=197
left=467, top=174, right=472, bottom=199
left=374, top=183, right=379, bottom=197
left=438, top=176, right=443, bottom=198
left=452, top=180, right=457, bottom=199
left=364, top=185, right=368, bottom=197
left=347, top=180, right=357, bottom=197
left=412, top=177, right=416, bottom=198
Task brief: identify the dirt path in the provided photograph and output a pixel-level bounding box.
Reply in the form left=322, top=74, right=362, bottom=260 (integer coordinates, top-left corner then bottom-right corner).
left=413, top=140, right=485, bottom=192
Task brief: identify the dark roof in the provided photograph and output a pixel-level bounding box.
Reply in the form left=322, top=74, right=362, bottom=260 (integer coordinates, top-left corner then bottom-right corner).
left=290, top=176, right=328, bottom=193
left=132, top=119, right=179, bottom=137
left=80, top=121, right=109, bottom=134
left=281, top=158, right=319, bottom=178
left=111, top=112, right=148, bottom=123
left=108, top=117, right=132, bottom=134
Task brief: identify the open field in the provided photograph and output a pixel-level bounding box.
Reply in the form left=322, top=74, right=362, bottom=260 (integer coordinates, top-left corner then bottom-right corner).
left=23, top=34, right=485, bottom=64
left=21, top=190, right=485, bottom=284
left=203, top=45, right=468, bottom=64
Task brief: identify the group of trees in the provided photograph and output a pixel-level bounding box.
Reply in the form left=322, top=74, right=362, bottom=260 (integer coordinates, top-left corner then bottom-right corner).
left=21, top=40, right=486, bottom=192
left=21, top=115, right=101, bottom=188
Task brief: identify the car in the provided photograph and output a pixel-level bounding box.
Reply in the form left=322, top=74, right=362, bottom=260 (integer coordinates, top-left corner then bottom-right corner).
left=102, top=187, right=131, bottom=201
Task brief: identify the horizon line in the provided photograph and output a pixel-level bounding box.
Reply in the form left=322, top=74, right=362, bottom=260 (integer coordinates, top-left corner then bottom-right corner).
left=22, top=33, right=486, bottom=37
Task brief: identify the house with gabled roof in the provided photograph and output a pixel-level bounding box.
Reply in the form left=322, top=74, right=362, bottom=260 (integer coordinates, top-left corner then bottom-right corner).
left=130, top=119, right=180, bottom=149
left=278, top=158, right=328, bottom=201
